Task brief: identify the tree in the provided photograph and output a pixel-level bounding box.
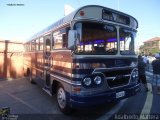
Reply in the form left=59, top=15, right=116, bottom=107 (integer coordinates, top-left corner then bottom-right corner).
left=150, top=48, right=160, bottom=55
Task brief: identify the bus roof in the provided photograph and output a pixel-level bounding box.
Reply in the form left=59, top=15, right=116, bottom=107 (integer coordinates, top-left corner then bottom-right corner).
left=28, top=5, right=138, bottom=41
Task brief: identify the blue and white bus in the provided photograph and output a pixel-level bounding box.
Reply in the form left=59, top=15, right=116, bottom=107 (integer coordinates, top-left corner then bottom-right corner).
left=23, top=5, right=140, bottom=114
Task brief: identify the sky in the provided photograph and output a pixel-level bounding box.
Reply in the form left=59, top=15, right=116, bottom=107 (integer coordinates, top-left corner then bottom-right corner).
left=0, top=0, right=160, bottom=48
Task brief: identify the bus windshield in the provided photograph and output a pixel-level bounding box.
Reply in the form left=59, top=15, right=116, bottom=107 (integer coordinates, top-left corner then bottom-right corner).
left=119, top=28, right=136, bottom=55
left=75, top=22, right=118, bottom=55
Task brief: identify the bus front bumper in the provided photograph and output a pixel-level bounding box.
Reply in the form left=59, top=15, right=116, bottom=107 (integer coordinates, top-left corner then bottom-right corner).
left=69, top=84, right=140, bottom=108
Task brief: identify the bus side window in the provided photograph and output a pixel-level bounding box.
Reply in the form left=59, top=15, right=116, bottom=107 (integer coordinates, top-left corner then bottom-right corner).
left=26, top=43, right=29, bottom=52
left=36, top=39, right=39, bottom=51
left=25, top=43, right=29, bottom=52
left=29, top=42, right=32, bottom=52
left=46, top=39, right=51, bottom=51
left=63, top=34, right=67, bottom=48
left=53, top=33, right=63, bottom=49
left=52, top=27, right=70, bottom=49
left=39, top=37, right=44, bottom=51
left=31, top=40, right=36, bottom=51
left=24, top=44, right=27, bottom=52
left=29, top=42, right=31, bottom=52
left=52, top=34, right=54, bottom=49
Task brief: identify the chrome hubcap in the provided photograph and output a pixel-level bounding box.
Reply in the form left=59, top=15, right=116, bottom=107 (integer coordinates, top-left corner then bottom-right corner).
left=57, top=87, right=66, bottom=109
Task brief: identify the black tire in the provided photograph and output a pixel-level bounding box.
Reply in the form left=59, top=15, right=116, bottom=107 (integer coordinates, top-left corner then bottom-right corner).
left=56, top=84, right=72, bottom=114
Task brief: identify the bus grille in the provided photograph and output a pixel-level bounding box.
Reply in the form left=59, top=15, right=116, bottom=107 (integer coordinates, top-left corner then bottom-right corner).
left=103, top=69, right=132, bottom=88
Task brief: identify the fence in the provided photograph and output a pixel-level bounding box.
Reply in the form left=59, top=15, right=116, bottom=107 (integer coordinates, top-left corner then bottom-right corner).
left=0, top=40, right=24, bottom=79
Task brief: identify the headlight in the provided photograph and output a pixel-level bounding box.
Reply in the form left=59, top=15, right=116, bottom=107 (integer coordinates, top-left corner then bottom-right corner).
left=132, top=72, right=136, bottom=78
left=83, top=77, right=92, bottom=86
left=132, top=71, right=138, bottom=78
left=94, top=76, right=102, bottom=85
left=135, top=71, right=138, bottom=77
left=130, top=62, right=137, bottom=67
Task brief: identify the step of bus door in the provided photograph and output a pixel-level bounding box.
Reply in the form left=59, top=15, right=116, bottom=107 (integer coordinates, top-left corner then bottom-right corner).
left=42, top=87, right=52, bottom=96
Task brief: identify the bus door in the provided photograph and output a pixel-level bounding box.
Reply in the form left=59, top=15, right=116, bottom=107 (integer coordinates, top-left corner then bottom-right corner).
left=44, top=34, right=52, bottom=88
left=31, top=40, right=36, bottom=77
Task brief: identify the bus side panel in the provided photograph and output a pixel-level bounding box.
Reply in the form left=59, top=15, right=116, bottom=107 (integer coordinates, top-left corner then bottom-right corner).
left=35, top=52, right=44, bottom=80
left=30, top=52, right=36, bottom=77
left=50, top=50, right=73, bottom=93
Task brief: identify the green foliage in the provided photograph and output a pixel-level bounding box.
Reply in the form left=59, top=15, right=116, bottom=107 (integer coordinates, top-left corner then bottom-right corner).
left=150, top=48, right=160, bottom=55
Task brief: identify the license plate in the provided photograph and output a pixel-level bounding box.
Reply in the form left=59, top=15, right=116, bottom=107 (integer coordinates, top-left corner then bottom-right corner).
left=116, top=91, right=125, bottom=98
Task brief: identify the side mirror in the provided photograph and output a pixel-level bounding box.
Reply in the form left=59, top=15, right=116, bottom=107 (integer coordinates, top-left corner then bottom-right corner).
left=68, top=30, right=77, bottom=49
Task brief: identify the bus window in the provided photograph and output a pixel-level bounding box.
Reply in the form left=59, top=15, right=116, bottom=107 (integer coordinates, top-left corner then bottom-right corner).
left=36, top=39, right=39, bottom=51
left=31, top=40, right=36, bottom=51
left=26, top=43, right=29, bottom=52
left=120, top=28, right=136, bottom=55
left=52, top=33, right=54, bottom=49
left=25, top=43, right=27, bottom=52
left=53, top=28, right=69, bottom=49
left=75, top=22, right=117, bottom=55
left=29, top=42, right=31, bottom=52
left=24, top=44, right=26, bottom=52
left=62, top=34, right=68, bottom=48
left=39, top=37, right=43, bottom=50
left=46, top=39, right=51, bottom=51
left=54, top=34, right=62, bottom=49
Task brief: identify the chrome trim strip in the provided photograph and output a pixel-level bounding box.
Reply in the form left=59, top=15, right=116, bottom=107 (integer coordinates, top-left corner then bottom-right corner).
left=92, top=66, right=133, bottom=74
left=32, top=67, right=44, bottom=72
left=73, top=55, right=137, bottom=59
left=72, top=74, right=86, bottom=79
left=50, top=68, right=72, bottom=77
left=50, top=49, right=71, bottom=52
left=52, top=61, right=72, bottom=69
left=106, top=68, right=137, bottom=89
left=32, top=66, right=86, bottom=79
left=105, top=74, right=131, bottom=80
left=50, top=74, right=81, bottom=86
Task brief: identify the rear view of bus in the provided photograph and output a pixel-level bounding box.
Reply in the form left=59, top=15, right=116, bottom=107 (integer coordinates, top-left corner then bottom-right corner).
left=67, top=5, right=140, bottom=112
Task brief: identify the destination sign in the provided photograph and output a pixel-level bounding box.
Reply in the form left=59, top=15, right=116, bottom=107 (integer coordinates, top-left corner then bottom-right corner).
left=102, top=9, right=130, bottom=25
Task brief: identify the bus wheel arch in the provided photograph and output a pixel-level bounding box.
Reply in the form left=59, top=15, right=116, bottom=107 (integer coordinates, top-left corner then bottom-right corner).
left=56, top=83, right=72, bottom=114
left=52, top=80, right=59, bottom=95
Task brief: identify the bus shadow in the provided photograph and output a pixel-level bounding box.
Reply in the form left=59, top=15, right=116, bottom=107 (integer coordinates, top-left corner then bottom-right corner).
left=67, top=101, right=119, bottom=119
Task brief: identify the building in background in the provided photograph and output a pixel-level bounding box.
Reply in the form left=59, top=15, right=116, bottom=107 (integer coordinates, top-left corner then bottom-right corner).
left=139, top=37, right=160, bottom=56
left=0, top=40, right=24, bottom=79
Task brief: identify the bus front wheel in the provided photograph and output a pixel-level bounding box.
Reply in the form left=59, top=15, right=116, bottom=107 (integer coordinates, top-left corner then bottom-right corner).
left=56, top=84, right=71, bottom=114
